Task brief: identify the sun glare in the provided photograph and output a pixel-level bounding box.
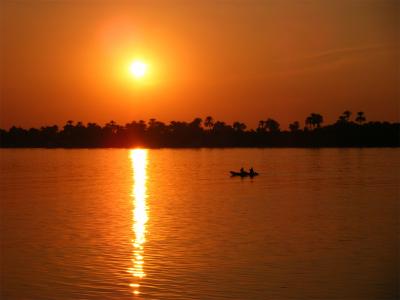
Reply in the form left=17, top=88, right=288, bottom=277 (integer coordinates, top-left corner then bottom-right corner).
left=130, top=61, right=147, bottom=78
left=129, top=149, right=148, bottom=295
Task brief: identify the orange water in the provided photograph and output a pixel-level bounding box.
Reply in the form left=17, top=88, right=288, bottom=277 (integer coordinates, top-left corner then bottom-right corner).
left=1, top=148, right=398, bottom=299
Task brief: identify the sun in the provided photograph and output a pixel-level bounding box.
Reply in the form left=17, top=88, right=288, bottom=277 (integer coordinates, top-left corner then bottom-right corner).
left=129, top=61, right=147, bottom=78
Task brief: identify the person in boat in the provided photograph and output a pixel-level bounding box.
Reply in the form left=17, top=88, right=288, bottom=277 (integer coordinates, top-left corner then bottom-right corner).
left=240, top=167, right=245, bottom=174
left=249, top=167, right=255, bottom=176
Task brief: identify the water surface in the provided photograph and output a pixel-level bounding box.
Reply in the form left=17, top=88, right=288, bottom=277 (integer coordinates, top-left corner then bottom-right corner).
left=1, top=148, right=398, bottom=299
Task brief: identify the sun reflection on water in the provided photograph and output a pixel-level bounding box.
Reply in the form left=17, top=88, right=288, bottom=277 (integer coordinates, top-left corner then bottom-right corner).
left=128, top=149, right=148, bottom=295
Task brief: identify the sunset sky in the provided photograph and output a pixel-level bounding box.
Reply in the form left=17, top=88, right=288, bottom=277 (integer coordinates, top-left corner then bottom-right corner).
left=1, top=0, right=399, bottom=129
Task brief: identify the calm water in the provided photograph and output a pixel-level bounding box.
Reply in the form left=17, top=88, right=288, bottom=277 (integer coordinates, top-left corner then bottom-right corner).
left=0, top=148, right=398, bottom=300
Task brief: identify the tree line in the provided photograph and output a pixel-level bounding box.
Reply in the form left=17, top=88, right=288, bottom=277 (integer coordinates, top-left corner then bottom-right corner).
left=0, top=111, right=398, bottom=148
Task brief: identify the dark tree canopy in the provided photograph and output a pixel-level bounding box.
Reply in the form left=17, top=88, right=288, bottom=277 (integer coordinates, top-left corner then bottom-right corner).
left=1, top=112, right=399, bottom=148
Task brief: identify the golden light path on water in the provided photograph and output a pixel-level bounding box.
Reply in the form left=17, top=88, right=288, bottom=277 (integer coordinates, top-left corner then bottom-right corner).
left=129, top=149, right=148, bottom=296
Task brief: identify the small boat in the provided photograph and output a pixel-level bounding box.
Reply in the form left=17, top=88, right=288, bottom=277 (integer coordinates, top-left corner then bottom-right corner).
left=230, top=171, right=259, bottom=177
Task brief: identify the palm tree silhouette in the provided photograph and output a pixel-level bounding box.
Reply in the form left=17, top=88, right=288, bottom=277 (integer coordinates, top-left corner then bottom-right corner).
left=311, top=113, right=323, bottom=128
left=343, top=110, right=352, bottom=121
left=233, top=121, right=247, bottom=132
left=265, top=118, right=280, bottom=132
left=355, top=111, right=366, bottom=124
left=305, top=116, right=313, bottom=130
left=258, top=120, right=266, bottom=132
left=190, top=118, right=202, bottom=129
left=1, top=110, right=399, bottom=148
left=305, top=113, right=323, bottom=129
left=204, top=116, right=214, bottom=131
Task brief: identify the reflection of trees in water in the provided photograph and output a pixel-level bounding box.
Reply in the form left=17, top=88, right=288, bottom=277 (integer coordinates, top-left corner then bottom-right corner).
left=1, top=111, right=399, bottom=147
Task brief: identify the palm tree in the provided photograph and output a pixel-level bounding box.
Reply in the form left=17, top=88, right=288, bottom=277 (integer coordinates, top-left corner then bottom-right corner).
left=305, top=113, right=323, bottom=129
left=63, top=120, right=75, bottom=135
left=105, top=120, right=120, bottom=135
left=148, top=118, right=157, bottom=129
left=289, top=121, right=300, bottom=132
left=190, top=118, right=202, bottom=129
left=337, top=115, right=346, bottom=123
left=213, top=121, right=230, bottom=133
left=204, top=116, right=214, bottom=131
left=258, top=120, right=266, bottom=132
left=305, top=116, right=313, bottom=130
left=355, top=111, right=366, bottom=124
left=311, top=113, right=323, bottom=128
left=265, top=118, right=280, bottom=132
left=343, top=110, right=352, bottom=121
left=233, top=121, right=247, bottom=132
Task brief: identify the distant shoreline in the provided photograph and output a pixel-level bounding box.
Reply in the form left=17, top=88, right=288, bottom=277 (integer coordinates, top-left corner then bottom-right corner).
left=1, top=114, right=399, bottom=148
left=1, top=145, right=399, bottom=150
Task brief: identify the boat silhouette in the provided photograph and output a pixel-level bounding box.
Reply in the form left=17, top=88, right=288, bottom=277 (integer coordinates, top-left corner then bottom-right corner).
left=230, top=170, right=259, bottom=177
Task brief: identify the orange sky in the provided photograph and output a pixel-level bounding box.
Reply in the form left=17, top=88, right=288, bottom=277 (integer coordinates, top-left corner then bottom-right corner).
left=1, top=0, right=399, bottom=129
